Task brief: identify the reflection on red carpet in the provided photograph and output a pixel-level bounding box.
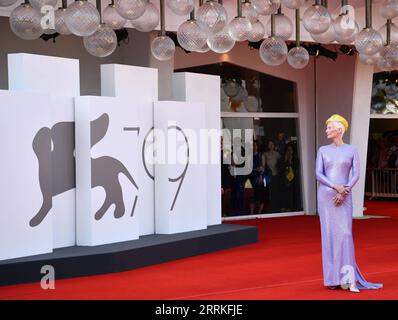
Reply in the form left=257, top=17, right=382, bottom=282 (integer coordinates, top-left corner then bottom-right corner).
left=0, top=200, right=397, bottom=300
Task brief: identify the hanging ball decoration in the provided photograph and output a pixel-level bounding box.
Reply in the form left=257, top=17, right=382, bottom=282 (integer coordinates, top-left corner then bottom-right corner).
left=311, top=24, right=335, bottom=44
left=151, top=35, right=176, bottom=61
left=266, top=13, right=293, bottom=40
left=252, top=0, right=280, bottom=16
left=0, top=0, right=18, bottom=7
left=380, top=44, right=398, bottom=68
left=259, top=36, right=288, bottom=66
left=9, top=3, right=43, bottom=40
left=333, top=13, right=357, bottom=38
left=196, top=0, right=228, bottom=34
left=359, top=52, right=380, bottom=66
left=377, top=54, right=395, bottom=71
left=207, top=28, right=235, bottom=53
left=30, top=0, right=58, bottom=10
left=335, top=21, right=358, bottom=44
left=302, top=4, right=331, bottom=35
left=287, top=46, right=310, bottom=69
left=177, top=19, right=208, bottom=52
left=83, top=23, right=117, bottom=57
left=166, top=0, right=194, bottom=16
left=378, top=22, right=398, bottom=45
left=54, top=8, right=72, bottom=35
left=103, top=4, right=127, bottom=30
left=131, top=2, right=159, bottom=32
left=115, top=0, right=147, bottom=20
left=242, top=1, right=259, bottom=24
left=380, top=0, right=398, bottom=20
left=281, top=0, right=304, bottom=10
left=355, top=28, right=383, bottom=56
left=228, top=17, right=252, bottom=42
left=65, top=0, right=100, bottom=37
left=248, top=19, right=265, bottom=42
left=195, top=42, right=210, bottom=53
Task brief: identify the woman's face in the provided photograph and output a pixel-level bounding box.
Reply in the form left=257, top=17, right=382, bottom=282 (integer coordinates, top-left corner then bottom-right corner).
left=326, top=122, right=340, bottom=140
left=268, top=141, right=274, bottom=151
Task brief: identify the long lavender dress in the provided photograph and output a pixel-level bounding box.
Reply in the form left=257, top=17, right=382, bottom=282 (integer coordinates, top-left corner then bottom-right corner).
left=316, top=143, right=383, bottom=289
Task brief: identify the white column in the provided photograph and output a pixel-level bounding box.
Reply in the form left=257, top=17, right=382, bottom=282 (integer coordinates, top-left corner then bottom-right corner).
left=350, top=57, right=374, bottom=218
left=172, top=72, right=222, bottom=226
left=154, top=101, right=208, bottom=234
left=101, top=64, right=158, bottom=236
left=8, top=53, right=79, bottom=249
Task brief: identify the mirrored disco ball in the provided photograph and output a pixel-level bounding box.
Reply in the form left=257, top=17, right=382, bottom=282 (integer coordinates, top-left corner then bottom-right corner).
left=311, top=24, right=335, bottom=44
left=259, top=36, right=288, bottom=66
left=131, top=2, right=159, bottom=32
left=287, top=46, right=309, bottom=69
left=196, top=0, right=228, bottom=34
left=207, top=27, right=235, bottom=53
left=355, top=28, right=383, bottom=55
left=0, top=0, right=18, bottom=7
left=177, top=20, right=207, bottom=51
left=380, top=44, right=398, bottom=67
left=242, top=1, right=259, bottom=24
left=103, top=4, right=126, bottom=30
left=335, top=21, right=358, bottom=44
left=195, top=42, right=210, bottom=53
left=30, top=0, right=58, bottom=10
left=151, top=35, right=175, bottom=61
left=302, top=4, right=331, bottom=35
left=252, top=0, right=280, bottom=15
left=281, top=0, right=304, bottom=10
left=83, top=23, right=117, bottom=57
left=359, top=52, right=380, bottom=66
left=378, top=22, right=398, bottom=45
left=223, top=81, right=240, bottom=97
left=380, top=0, right=398, bottom=20
left=9, top=3, right=43, bottom=40
left=228, top=17, right=252, bottom=42
left=248, top=20, right=265, bottom=42
left=266, top=14, right=293, bottom=40
left=333, top=13, right=356, bottom=38
left=166, top=0, right=194, bottom=16
left=377, top=55, right=395, bottom=71
left=65, top=0, right=100, bottom=37
left=115, top=0, right=147, bottom=20
left=55, top=8, right=72, bottom=35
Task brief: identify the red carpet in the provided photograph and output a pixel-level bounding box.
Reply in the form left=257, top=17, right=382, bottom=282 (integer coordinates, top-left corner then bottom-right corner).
left=0, top=199, right=397, bottom=300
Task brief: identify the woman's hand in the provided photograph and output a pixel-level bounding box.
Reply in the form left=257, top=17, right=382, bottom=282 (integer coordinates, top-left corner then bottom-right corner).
left=333, top=193, right=346, bottom=206
left=334, top=184, right=350, bottom=195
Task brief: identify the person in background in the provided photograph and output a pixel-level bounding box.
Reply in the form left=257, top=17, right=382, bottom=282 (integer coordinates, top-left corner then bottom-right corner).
left=263, top=140, right=281, bottom=211
left=249, top=141, right=266, bottom=215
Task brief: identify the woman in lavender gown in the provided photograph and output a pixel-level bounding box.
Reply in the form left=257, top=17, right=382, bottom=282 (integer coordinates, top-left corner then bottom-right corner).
left=316, top=114, right=383, bottom=293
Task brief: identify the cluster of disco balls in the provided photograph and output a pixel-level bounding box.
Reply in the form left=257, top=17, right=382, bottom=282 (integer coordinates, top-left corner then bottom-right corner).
left=2, top=0, right=398, bottom=70
left=300, top=0, right=398, bottom=71
left=2, top=0, right=160, bottom=58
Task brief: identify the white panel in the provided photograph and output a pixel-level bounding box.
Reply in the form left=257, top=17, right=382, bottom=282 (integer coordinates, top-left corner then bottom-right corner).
left=172, top=72, right=222, bottom=226
left=7, top=53, right=79, bottom=248
left=8, top=53, right=80, bottom=96
left=350, top=58, right=374, bottom=218
left=154, top=101, right=207, bottom=234
left=0, top=90, right=53, bottom=261
left=75, top=96, right=140, bottom=245
left=101, top=64, right=158, bottom=236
